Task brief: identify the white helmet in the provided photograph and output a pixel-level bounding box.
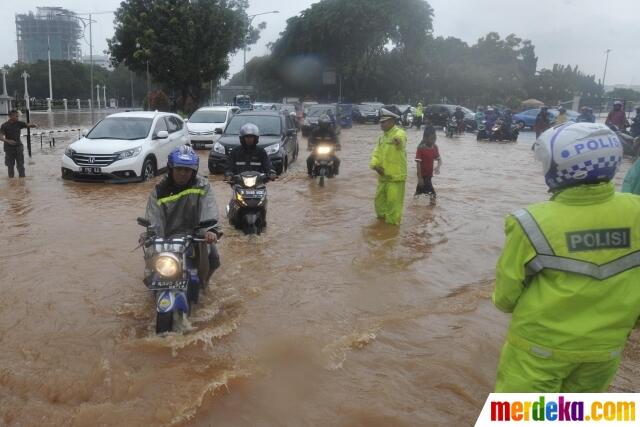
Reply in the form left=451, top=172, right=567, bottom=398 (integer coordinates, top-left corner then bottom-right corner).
left=534, top=122, right=622, bottom=191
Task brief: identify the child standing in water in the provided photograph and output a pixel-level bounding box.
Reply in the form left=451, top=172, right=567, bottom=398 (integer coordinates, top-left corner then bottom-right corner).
left=415, top=118, right=442, bottom=201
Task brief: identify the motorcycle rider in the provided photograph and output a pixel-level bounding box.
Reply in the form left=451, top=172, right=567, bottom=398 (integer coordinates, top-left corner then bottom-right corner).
left=453, top=106, right=466, bottom=133
left=605, top=100, right=629, bottom=131
left=493, top=122, right=640, bottom=392
left=576, top=106, right=595, bottom=123
left=144, top=145, right=221, bottom=283
left=474, top=106, right=485, bottom=128
left=224, top=123, right=275, bottom=178
left=307, top=114, right=341, bottom=177
left=485, top=107, right=498, bottom=129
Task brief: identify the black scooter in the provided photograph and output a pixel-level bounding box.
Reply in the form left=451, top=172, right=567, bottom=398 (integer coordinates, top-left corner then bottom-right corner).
left=226, top=171, right=271, bottom=235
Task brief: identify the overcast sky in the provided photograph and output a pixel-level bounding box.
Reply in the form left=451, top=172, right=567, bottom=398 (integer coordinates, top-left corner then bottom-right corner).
left=2, top=0, right=638, bottom=87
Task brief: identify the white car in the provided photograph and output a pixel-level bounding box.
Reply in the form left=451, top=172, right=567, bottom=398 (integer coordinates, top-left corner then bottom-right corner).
left=186, top=106, right=240, bottom=149
left=61, top=111, right=189, bottom=182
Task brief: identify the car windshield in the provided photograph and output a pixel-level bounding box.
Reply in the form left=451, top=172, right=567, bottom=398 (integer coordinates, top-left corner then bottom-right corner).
left=189, top=110, right=227, bottom=123
left=86, top=117, right=152, bottom=140
left=358, top=105, right=377, bottom=112
left=309, top=107, right=335, bottom=117
left=225, top=115, right=281, bottom=136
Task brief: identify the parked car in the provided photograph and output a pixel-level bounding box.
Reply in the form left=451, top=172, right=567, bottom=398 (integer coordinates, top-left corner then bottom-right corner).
left=186, top=106, right=240, bottom=149
left=61, top=111, right=189, bottom=182
left=513, top=108, right=580, bottom=129
left=353, top=104, right=380, bottom=123
left=208, top=111, right=299, bottom=175
left=302, top=104, right=338, bottom=136
left=424, top=104, right=476, bottom=129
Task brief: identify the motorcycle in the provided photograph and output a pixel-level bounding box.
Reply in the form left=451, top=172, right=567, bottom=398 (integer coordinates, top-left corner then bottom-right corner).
left=488, top=120, right=521, bottom=142
left=226, top=171, right=270, bottom=235
left=137, top=217, right=217, bottom=333
left=311, top=141, right=339, bottom=187
left=476, top=120, right=488, bottom=141
left=608, top=125, right=640, bottom=157
left=401, top=111, right=414, bottom=128
left=445, top=117, right=458, bottom=138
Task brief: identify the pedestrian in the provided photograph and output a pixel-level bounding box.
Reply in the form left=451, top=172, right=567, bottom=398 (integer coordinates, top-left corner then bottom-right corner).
left=533, top=106, right=551, bottom=138
left=0, top=110, right=36, bottom=178
left=414, top=102, right=424, bottom=130
left=555, top=106, right=568, bottom=124
left=576, top=106, right=595, bottom=123
left=414, top=118, right=441, bottom=202
left=369, top=108, right=407, bottom=225
left=492, top=122, right=640, bottom=392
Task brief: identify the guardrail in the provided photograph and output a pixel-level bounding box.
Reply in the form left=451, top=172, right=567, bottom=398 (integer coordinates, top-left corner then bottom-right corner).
left=29, top=128, right=83, bottom=148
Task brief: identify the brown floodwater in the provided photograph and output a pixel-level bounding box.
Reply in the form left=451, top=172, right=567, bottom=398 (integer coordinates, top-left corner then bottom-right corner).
left=0, top=116, right=638, bottom=427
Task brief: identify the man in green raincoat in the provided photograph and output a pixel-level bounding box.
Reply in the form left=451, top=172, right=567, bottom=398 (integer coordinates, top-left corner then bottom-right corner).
left=369, top=109, right=408, bottom=225
left=414, top=102, right=424, bottom=130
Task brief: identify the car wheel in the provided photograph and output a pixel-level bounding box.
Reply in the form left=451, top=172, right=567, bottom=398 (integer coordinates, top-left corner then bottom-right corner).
left=141, top=157, right=156, bottom=181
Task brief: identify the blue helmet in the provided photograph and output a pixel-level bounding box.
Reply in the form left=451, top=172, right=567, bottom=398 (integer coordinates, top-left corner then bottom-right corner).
left=167, top=145, right=199, bottom=171
left=534, top=122, right=622, bottom=191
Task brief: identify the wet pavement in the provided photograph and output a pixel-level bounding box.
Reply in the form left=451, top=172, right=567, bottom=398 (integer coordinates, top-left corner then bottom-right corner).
left=0, top=114, right=638, bottom=426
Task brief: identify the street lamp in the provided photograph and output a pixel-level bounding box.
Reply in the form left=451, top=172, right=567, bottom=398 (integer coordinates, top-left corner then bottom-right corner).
left=56, top=11, right=113, bottom=118
left=243, top=10, right=279, bottom=87
left=136, top=42, right=151, bottom=110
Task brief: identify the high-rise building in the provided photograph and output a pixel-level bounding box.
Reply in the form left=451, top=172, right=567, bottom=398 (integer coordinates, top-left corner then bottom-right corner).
left=16, top=7, right=82, bottom=64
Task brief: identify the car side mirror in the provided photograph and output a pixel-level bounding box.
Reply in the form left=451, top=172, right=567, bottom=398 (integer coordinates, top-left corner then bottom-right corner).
left=286, top=129, right=295, bottom=136
left=81, top=129, right=88, bottom=136
left=137, top=217, right=151, bottom=227
left=155, top=130, right=169, bottom=139
left=215, top=128, right=223, bottom=134
left=184, top=118, right=189, bottom=123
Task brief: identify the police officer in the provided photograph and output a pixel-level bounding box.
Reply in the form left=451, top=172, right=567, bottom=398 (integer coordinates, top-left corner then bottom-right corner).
left=0, top=110, right=37, bottom=178
left=493, top=122, right=640, bottom=392
left=369, top=108, right=407, bottom=225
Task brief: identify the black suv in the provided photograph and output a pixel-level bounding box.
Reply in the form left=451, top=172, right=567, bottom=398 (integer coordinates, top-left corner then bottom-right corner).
left=424, top=104, right=476, bottom=129
left=208, top=111, right=299, bottom=175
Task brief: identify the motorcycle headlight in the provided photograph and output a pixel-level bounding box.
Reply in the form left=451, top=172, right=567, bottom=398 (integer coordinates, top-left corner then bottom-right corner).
left=242, top=175, right=257, bottom=187
left=154, top=253, right=181, bottom=278
left=316, top=145, right=333, bottom=155
left=213, top=141, right=225, bottom=155
left=64, top=147, right=75, bottom=158
left=265, top=143, right=280, bottom=155
left=115, top=146, right=142, bottom=160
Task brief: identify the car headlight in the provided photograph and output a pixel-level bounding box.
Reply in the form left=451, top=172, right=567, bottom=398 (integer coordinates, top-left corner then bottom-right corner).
left=64, top=147, right=75, bottom=158
left=115, top=146, right=142, bottom=160
left=265, top=143, right=280, bottom=155
left=213, top=141, right=225, bottom=155
left=154, top=253, right=181, bottom=278
left=316, top=145, right=333, bottom=155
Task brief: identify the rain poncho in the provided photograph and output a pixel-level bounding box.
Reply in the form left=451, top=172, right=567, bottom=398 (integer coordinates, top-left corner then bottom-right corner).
left=621, top=158, right=640, bottom=194
left=493, top=182, right=640, bottom=391
left=369, top=125, right=407, bottom=225
left=415, top=104, right=424, bottom=118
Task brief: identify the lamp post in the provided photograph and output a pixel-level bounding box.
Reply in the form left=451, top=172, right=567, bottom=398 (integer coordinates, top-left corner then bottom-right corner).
left=243, top=10, right=279, bottom=87
left=602, top=49, right=612, bottom=90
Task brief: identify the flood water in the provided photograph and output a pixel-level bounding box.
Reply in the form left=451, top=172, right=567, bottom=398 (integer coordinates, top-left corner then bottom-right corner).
left=1, top=113, right=638, bottom=426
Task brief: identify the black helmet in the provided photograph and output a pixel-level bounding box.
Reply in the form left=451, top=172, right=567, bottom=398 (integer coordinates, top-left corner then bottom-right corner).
left=318, top=114, right=331, bottom=127
left=239, top=123, right=260, bottom=148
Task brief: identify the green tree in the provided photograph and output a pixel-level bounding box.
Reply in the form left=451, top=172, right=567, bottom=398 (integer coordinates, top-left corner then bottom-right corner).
left=108, top=0, right=250, bottom=112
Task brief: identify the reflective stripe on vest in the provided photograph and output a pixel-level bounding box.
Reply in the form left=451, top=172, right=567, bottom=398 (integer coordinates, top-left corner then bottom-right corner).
left=512, top=208, right=640, bottom=280
left=157, top=188, right=206, bottom=206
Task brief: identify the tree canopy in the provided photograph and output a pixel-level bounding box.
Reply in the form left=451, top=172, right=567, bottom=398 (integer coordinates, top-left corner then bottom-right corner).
left=108, top=0, right=251, bottom=112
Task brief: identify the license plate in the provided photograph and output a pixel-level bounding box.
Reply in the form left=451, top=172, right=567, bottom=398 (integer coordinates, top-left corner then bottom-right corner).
left=150, top=280, right=188, bottom=290
left=242, top=189, right=265, bottom=197
left=81, top=167, right=102, bottom=174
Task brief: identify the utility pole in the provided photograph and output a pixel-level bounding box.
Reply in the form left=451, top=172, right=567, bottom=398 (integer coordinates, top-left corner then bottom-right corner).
left=243, top=10, right=279, bottom=87
left=47, top=35, right=53, bottom=112
left=21, top=71, right=30, bottom=110
left=602, top=49, right=611, bottom=90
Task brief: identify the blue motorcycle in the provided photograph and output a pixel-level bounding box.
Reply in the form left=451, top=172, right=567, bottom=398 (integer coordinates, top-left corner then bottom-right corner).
left=137, top=217, right=217, bottom=333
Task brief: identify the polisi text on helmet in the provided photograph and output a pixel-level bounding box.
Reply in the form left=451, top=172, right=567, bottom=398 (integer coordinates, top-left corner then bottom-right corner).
left=560, top=136, right=621, bottom=159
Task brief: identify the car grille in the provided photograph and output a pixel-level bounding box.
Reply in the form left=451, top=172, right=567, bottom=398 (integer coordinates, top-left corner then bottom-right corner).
left=189, top=130, right=214, bottom=135
left=72, top=152, right=119, bottom=167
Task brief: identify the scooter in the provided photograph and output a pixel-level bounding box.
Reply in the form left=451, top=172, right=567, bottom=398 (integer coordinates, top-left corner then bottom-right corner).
left=137, top=217, right=217, bottom=333
left=226, top=171, right=270, bottom=235
left=445, top=117, right=458, bottom=137
left=311, top=142, right=339, bottom=187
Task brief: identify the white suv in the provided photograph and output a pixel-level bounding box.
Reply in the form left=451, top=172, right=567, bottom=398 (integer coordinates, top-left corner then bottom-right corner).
left=61, top=111, right=189, bottom=182
left=186, top=106, right=239, bottom=149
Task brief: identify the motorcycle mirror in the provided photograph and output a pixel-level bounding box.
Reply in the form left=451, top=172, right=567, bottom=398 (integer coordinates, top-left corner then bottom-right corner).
left=137, top=217, right=151, bottom=227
